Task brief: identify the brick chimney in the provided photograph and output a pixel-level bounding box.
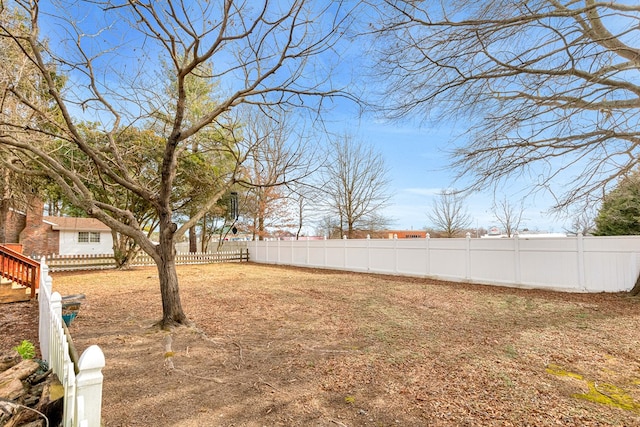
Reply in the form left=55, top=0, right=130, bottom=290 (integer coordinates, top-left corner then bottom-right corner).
left=19, top=196, right=56, bottom=256
left=0, top=198, right=26, bottom=244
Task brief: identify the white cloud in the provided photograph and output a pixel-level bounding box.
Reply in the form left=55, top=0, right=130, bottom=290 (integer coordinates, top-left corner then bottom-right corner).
left=403, top=187, right=442, bottom=196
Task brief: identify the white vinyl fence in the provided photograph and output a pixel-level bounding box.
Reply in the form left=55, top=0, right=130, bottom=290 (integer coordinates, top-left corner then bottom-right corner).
left=250, top=234, right=640, bottom=293
left=38, top=258, right=105, bottom=427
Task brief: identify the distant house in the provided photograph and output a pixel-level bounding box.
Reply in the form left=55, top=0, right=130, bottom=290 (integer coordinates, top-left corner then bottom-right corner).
left=44, top=216, right=113, bottom=255
left=382, top=230, right=428, bottom=239
left=0, top=197, right=113, bottom=256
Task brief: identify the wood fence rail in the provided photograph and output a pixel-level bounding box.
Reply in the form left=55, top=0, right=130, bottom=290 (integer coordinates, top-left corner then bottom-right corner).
left=45, top=249, right=249, bottom=272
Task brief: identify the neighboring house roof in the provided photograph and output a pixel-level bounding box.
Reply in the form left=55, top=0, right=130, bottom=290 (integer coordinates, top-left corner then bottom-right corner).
left=44, top=216, right=111, bottom=232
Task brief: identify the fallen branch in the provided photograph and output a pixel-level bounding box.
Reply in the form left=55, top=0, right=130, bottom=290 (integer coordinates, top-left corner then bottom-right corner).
left=232, top=341, right=244, bottom=367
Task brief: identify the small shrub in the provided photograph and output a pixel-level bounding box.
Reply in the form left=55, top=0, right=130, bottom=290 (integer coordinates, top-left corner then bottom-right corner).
left=13, top=340, right=36, bottom=360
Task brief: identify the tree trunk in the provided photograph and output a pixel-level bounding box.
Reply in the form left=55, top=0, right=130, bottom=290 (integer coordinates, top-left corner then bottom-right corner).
left=200, top=213, right=208, bottom=252
left=189, top=224, right=197, bottom=253
left=155, top=220, right=189, bottom=328
left=630, top=271, right=640, bottom=296
left=258, top=215, right=265, bottom=241
left=112, top=230, right=139, bottom=269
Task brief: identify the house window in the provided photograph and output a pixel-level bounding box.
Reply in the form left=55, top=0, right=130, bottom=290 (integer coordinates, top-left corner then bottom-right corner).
left=78, top=232, right=101, bottom=243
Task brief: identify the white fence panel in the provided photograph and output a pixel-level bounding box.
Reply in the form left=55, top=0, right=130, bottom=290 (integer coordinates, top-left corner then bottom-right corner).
left=425, top=238, right=469, bottom=281
left=367, top=240, right=396, bottom=274
left=39, top=258, right=105, bottom=427
left=346, top=240, right=372, bottom=272
left=517, top=238, right=580, bottom=290
left=399, top=239, right=435, bottom=277
left=582, top=236, right=640, bottom=292
left=307, top=241, right=328, bottom=268
left=468, top=238, right=517, bottom=285
left=250, top=235, right=640, bottom=293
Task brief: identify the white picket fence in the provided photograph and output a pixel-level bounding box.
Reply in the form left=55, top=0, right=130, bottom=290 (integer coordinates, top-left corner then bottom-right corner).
left=38, top=258, right=105, bottom=427
left=250, top=234, right=640, bottom=293
left=46, top=249, right=249, bottom=272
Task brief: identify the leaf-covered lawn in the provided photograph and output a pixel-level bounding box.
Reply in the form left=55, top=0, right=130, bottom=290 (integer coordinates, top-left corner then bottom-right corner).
left=49, top=263, right=640, bottom=426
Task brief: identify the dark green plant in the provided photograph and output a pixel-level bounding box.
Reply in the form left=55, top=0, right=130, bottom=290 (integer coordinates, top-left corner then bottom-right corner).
left=595, top=173, right=640, bottom=236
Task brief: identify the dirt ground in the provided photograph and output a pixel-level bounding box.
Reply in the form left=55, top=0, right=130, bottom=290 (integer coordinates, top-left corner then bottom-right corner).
left=5, top=263, right=640, bottom=426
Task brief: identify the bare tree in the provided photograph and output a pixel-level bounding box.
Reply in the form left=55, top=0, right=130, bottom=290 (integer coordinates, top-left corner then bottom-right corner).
left=428, top=190, right=471, bottom=238
left=238, top=109, right=315, bottom=240
left=321, top=134, right=392, bottom=238
left=0, top=1, right=358, bottom=328
left=370, top=1, right=640, bottom=211
left=566, top=210, right=596, bottom=236
left=316, top=214, right=341, bottom=239
left=492, top=197, right=525, bottom=238
left=287, top=181, right=319, bottom=240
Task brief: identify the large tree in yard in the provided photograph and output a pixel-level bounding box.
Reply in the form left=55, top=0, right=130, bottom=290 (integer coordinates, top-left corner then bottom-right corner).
left=0, top=1, right=357, bottom=328
left=370, top=0, right=640, bottom=210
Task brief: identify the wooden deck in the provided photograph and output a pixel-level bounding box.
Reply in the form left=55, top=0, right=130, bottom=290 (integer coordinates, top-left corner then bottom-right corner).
left=0, top=244, right=39, bottom=303
left=0, top=276, right=32, bottom=303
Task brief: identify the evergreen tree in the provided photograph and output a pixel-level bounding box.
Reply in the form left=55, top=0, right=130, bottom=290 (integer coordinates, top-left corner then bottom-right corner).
left=595, top=174, right=640, bottom=235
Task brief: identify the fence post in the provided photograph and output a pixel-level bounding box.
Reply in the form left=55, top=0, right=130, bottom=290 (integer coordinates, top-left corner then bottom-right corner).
left=256, top=238, right=263, bottom=264
left=465, top=232, right=471, bottom=279
left=49, top=292, right=62, bottom=367
left=343, top=235, right=348, bottom=268
left=366, top=234, right=371, bottom=271
left=577, top=233, right=586, bottom=291
left=394, top=234, right=399, bottom=274
left=514, top=232, right=521, bottom=285
left=39, top=257, right=51, bottom=363
left=75, top=345, right=105, bottom=427
left=425, top=233, right=430, bottom=276
left=323, top=236, right=327, bottom=268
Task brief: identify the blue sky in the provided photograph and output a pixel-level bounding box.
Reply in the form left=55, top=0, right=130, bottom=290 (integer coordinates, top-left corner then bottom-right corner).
left=326, top=66, right=572, bottom=233
left=34, top=1, right=597, bottom=234
left=342, top=117, right=570, bottom=233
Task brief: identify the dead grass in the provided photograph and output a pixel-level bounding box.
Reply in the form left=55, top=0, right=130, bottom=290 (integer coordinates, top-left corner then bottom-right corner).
left=46, top=263, right=640, bottom=426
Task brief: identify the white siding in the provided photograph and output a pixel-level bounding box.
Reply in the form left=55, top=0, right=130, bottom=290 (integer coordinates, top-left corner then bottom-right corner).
left=58, top=230, right=113, bottom=255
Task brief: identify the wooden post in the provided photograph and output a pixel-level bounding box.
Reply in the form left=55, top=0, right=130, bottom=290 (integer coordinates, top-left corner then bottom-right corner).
left=75, top=345, right=105, bottom=427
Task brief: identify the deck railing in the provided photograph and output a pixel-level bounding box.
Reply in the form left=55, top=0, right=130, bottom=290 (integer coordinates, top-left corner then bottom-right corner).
left=0, top=244, right=39, bottom=298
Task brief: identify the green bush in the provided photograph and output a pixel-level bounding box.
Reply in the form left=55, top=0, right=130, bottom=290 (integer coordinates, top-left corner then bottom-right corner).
left=13, top=340, right=36, bottom=360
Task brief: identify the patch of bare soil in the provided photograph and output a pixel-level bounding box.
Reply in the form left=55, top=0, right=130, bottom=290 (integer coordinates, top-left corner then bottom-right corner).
left=7, top=263, right=640, bottom=426
left=1, top=300, right=40, bottom=355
